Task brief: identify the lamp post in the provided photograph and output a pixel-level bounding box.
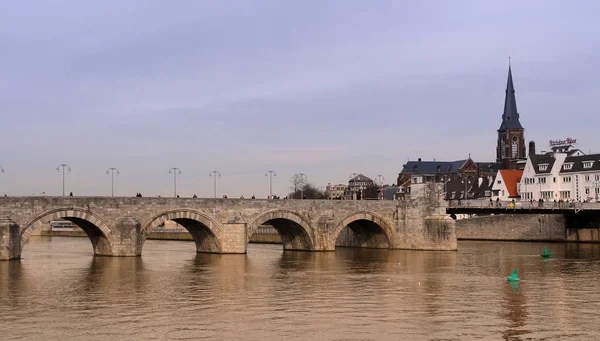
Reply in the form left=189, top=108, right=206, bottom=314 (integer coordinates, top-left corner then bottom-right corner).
left=442, top=175, right=450, bottom=200
left=461, top=176, right=471, bottom=201
left=375, top=175, right=385, bottom=200
left=106, top=168, right=120, bottom=197
left=56, top=164, right=71, bottom=197
left=168, top=167, right=182, bottom=198
left=209, top=170, right=221, bottom=199
left=265, top=170, right=277, bottom=198
left=296, top=173, right=307, bottom=199
left=593, top=180, right=600, bottom=202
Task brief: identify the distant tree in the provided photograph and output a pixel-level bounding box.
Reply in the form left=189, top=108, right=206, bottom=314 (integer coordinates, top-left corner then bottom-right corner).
left=289, top=173, right=308, bottom=199
left=362, top=184, right=381, bottom=200
left=288, top=183, right=326, bottom=199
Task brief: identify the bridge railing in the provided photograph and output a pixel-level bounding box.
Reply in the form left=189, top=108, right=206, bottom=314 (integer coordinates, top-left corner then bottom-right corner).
left=447, top=199, right=598, bottom=211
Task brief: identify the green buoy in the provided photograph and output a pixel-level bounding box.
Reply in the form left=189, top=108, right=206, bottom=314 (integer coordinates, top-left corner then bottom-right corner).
left=541, top=246, right=552, bottom=259
left=507, top=268, right=520, bottom=282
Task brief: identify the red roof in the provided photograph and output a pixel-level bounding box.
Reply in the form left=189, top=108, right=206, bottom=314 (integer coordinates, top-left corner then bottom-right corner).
left=500, top=170, right=523, bottom=197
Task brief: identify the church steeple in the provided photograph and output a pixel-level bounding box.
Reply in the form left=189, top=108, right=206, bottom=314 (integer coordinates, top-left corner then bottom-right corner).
left=496, top=62, right=526, bottom=170
left=499, top=65, right=523, bottom=130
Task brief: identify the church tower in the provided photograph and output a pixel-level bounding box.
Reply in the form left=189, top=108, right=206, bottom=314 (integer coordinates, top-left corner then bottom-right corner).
left=496, top=63, right=526, bottom=169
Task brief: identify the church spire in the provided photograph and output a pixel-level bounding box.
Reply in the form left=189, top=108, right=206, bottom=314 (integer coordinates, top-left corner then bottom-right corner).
left=499, top=64, right=523, bottom=130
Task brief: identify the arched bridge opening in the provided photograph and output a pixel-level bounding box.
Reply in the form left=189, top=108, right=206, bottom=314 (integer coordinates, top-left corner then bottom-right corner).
left=334, top=213, right=392, bottom=250
left=21, top=208, right=114, bottom=257
left=142, top=210, right=223, bottom=254
left=247, top=210, right=314, bottom=251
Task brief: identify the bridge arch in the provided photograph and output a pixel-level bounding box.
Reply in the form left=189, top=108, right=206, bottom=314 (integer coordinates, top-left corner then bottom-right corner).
left=142, top=209, right=224, bottom=253
left=21, top=208, right=114, bottom=256
left=332, top=211, right=393, bottom=249
left=247, top=210, right=315, bottom=251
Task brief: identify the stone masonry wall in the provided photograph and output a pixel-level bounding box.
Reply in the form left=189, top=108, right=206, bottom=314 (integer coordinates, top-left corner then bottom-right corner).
left=0, top=192, right=457, bottom=259
left=455, top=214, right=566, bottom=241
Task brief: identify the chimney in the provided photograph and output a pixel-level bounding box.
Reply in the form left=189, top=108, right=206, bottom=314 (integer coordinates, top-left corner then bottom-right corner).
left=418, top=158, right=422, bottom=162
left=528, top=141, right=536, bottom=157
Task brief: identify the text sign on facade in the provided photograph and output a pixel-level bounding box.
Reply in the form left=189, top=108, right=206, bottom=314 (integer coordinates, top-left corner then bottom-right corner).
left=549, top=138, right=577, bottom=147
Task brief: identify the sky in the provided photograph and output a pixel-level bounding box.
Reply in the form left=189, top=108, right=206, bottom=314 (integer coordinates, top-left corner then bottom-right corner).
left=1, top=0, right=600, bottom=198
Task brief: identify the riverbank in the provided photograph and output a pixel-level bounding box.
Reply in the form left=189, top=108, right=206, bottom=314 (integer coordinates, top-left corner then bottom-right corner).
left=43, top=226, right=283, bottom=244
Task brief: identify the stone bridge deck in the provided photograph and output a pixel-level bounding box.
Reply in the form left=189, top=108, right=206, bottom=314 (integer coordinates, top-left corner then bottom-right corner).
left=0, top=185, right=456, bottom=260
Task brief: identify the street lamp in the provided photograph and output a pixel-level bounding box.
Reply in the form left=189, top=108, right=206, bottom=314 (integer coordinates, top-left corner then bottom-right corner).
left=461, top=176, right=471, bottom=200
left=442, top=175, right=451, bottom=200
left=296, top=173, right=307, bottom=199
left=106, top=168, right=120, bottom=197
left=375, top=175, right=385, bottom=200
left=56, top=164, right=71, bottom=196
left=209, top=170, right=221, bottom=199
left=169, top=167, right=182, bottom=198
left=265, top=171, right=277, bottom=198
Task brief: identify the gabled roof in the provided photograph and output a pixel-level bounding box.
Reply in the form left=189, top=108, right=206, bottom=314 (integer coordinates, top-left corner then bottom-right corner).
left=400, top=160, right=467, bottom=174
left=498, top=65, right=524, bottom=131
left=499, top=169, right=522, bottom=197
left=530, top=154, right=556, bottom=174
left=560, top=154, right=600, bottom=173
left=349, top=174, right=373, bottom=183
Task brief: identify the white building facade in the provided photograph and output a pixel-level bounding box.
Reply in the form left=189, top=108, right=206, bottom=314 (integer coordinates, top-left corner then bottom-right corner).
left=519, top=144, right=600, bottom=202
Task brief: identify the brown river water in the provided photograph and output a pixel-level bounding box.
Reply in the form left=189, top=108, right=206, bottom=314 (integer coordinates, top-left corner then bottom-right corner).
left=1, top=237, right=600, bottom=340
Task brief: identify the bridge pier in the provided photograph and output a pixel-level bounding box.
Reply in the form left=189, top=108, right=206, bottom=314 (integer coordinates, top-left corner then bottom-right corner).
left=220, top=223, right=246, bottom=253
left=110, top=216, right=142, bottom=257
left=0, top=217, right=21, bottom=261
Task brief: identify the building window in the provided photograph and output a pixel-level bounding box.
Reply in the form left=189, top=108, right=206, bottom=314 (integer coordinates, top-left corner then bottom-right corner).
left=541, top=191, right=553, bottom=199
left=560, top=191, right=571, bottom=199
left=497, top=180, right=501, bottom=184
left=563, top=176, right=572, bottom=183
left=583, top=161, right=594, bottom=169
left=563, top=163, right=573, bottom=170
left=585, top=175, right=590, bottom=182
left=596, top=175, right=600, bottom=181
left=502, top=190, right=505, bottom=197
left=538, top=164, right=549, bottom=171
left=538, top=177, right=546, bottom=184
left=553, top=177, right=556, bottom=183
left=512, top=136, right=518, bottom=158
left=585, top=187, right=590, bottom=195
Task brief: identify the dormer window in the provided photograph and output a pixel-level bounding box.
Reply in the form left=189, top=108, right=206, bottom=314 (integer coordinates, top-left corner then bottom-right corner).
left=583, top=161, right=594, bottom=169
left=563, top=163, right=573, bottom=170
left=538, top=164, right=549, bottom=171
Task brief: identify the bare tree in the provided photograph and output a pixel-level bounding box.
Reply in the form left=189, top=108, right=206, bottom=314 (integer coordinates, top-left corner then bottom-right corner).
left=288, top=182, right=326, bottom=199
left=290, top=173, right=308, bottom=199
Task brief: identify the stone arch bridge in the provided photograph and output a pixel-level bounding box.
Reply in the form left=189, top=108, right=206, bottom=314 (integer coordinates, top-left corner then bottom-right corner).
left=0, top=185, right=456, bottom=260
